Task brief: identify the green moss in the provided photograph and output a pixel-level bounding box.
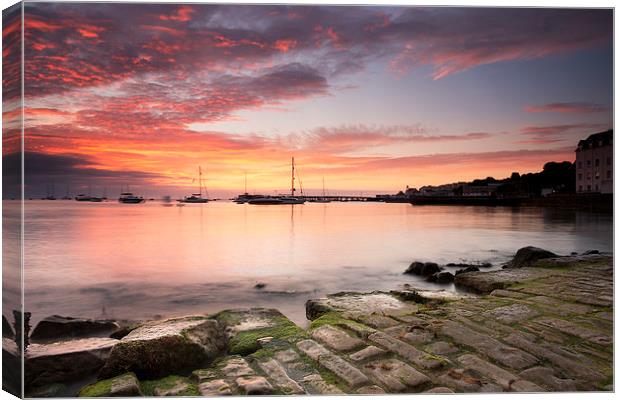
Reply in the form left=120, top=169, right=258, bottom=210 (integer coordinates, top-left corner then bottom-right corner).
left=140, top=375, right=199, bottom=396
left=78, top=379, right=113, bottom=397
left=228, top=317, right=307, bottom=356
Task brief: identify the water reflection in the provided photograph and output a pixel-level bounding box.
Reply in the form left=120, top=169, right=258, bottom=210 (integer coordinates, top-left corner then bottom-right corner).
left=23, top=201, right=612, bottom=326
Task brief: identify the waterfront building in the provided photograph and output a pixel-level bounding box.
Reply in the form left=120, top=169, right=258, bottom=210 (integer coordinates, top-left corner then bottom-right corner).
left=575, top=130, right=613, bottom=194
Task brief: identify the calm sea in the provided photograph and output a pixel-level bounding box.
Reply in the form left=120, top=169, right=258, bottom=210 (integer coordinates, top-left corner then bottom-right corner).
left=15, top=200, right=613, bottom=326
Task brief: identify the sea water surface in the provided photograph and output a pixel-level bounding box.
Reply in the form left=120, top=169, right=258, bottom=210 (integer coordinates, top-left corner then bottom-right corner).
left=22, top=200, right=613, bottom=326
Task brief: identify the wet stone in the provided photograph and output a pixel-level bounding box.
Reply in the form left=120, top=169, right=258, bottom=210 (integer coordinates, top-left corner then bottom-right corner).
left=198, top=379, right=232, bottom=396
left=368, top=331, right=445, bottom=370
left=110, top=373, right=142, bottom=396
left=153, top=379, right=191, bottom=396
left=302, top=374, right=344, bottom=395
left=439, top=320, right=537, bottom=369
left=534, top=317, right=612, bottom=345
left=310, top=325, right=365, bottom=352
left=425, top=341, right=458, bottom=355
left=318, top=354, right=369, bottom=388
left=437, top=369, right=496, bottom=392
left=296, top=339, right=331, bottom=361
left=235, top=376, right=274, bottom=395
left=364, top=359, right=430, bottom=392
left=258, top=359, right=304, bottom=394
left=349, top=346, right=387, bottom=362
left=356, top=385, right=385, bottom=394
left=221, top=356, right=255, bottom=378
left=457, top=354, right=542, bottom=392
left=490, top=289, right=529, bottom=299
left=356, top=314, right=399, bottom=329
left=482, top=304, right=539, bottom=324
left=519, top=366, right=578, bottom=391
left=191, top=369, right=217, bottom=383
left=275, top=349, right=300, bottom=364
left=306, top=292, right=418, bottom=320
left=425, top=386, right=455, bottom=393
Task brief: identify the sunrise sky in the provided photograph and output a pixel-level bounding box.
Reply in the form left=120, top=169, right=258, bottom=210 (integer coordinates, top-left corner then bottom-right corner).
left=2, top=2, right=613, bottom=197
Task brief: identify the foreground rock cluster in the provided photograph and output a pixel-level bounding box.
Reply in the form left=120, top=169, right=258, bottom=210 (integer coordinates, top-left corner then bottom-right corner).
left=20, top=249, right=613, bottom=396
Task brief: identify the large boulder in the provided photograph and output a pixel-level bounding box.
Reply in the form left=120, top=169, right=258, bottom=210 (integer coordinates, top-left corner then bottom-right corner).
left=25, top=337, right=118, bottom=387
left=98, top=316, right=226, bottom=380
left=434, top=271, right=455, bottom=284
left=404, top=262, right=441, bottom=276
left=504, top=247, right=557, bottom=269
left=30, top=315, right=120, bottom=342
left=455, top=266, right=479, bottom=276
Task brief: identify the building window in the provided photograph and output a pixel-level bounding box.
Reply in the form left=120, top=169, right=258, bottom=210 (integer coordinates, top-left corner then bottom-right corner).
left=607, top=157, right=611, bottom=166
left=578, top=173, right=582, bottom=180
left=595, top=184, right=599, bottom=191
left=595, top=172, right=600, bottom=180
left=607, top=170, right=612, bottom=179
left=579, top=185, right=583, bottom=192
left=577, top=161, right=582, bottom=169
left=595, top=159, right=600, bottom=167
left=587, top=160, right=591, bottom=167
left=587, top=185, right=591, bottom=191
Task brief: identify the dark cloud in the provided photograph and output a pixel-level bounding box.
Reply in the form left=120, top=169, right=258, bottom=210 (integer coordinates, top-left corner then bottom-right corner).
left=3, top=152, right=162, bottom=197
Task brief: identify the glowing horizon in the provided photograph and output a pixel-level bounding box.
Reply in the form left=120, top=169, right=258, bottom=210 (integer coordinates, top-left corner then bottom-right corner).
left=2, top=3, right=613, bottom=197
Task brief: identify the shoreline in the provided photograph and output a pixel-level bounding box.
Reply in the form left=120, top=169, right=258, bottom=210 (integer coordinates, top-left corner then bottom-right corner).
left=5, top=247, right=613, bottom=397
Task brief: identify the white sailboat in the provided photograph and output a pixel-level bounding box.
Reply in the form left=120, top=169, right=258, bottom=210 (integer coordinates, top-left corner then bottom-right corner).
left=180, top=166, right=209, bottom=203
left=249, top=157, right=305, bottom=205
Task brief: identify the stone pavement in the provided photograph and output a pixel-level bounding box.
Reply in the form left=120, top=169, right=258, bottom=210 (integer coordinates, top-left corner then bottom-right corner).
left=70, top=255, right=615, bottom=396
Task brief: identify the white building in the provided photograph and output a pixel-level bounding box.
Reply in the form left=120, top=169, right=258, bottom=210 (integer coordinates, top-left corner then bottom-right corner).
left=575, top=130, right=613, bottom=194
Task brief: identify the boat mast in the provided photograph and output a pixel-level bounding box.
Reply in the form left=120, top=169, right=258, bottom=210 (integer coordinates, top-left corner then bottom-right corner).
left=322, top=177, right=326, bottom=197
left=291, top=157, right=295, bottom=197
left=244, top=171, right=247, bottom=194
left=198, top=166, right=202, bottom=197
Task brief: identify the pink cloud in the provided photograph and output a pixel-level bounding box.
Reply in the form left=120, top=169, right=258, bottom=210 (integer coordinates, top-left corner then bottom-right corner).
left=524, top=102, right=610, bottom=114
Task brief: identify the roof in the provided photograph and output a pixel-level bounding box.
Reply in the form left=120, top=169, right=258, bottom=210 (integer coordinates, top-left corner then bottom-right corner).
left=576, top=129, right=613, bottom=151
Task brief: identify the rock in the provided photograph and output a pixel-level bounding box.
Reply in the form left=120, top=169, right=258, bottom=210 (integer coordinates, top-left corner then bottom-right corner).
left=404, top=261, right=424, bottom=274
left=191, top=369, right=217, bottom=383
left=482, top=304, right=539, bottom=324
left=30, top=316, right=120, bottom=342
left=26, top=337, right=118, bottom=387
left=235, top=376, right=274, bottom=395
left=349, top=346, right=387, bottom=362
left=425, top=386, right=454, bottom=393
left=455, top=266, right=479, bottom=275
left=258, top=358, right=305, bottom=394
left=198, top=379, right=232, bottom=396
left=519, top=366, right=577, bottom=391
left=404, top=262, right=441, bottom=276
left=98, top=316, right=226, bottom=379
left=318, top=354, right=369, bottom=388
left=447, top=262, right=492, bottom=269
left=215, top=308, right=305, bottom=356
left=583, top=250, right=600, bottom=255
left=78, top=373, right=142, bottom=397
left=110, top=373, right=142, bottom=396
left=457, top=354, right=542, bottom=392
left=356, top=385, right=385, bottom=394
left=368, top=332, right=445, bottom=370
left=432, top=271, right=454, bottom=284
left=310, top=325, right=365, bottom=351
left=504, top=246, right=557, bottom=269
left=363, top=359, right=430, bottom=392
left=109, top=322, right=141, bottom=340
left=302, top=374, right=344, bottom=394
left=219, top=356, right=255, bottom=378
left=146, top=376, right=199, bottom=396
left=306, top=292, right=418, bottom=320
left=254, top=283, right=266, bottom=289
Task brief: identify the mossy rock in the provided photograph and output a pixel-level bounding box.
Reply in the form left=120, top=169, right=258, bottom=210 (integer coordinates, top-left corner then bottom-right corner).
left=141, top=375, right=199, bottom=396
left=215, top=309, right=307, bottom=356
left=78, top=373, right=142, bottom=397
left=98, top=316, right=226, bottom=380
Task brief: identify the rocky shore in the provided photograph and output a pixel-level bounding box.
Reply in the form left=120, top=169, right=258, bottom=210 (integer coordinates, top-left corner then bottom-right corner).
left=6, top=247, right=613, bottom=396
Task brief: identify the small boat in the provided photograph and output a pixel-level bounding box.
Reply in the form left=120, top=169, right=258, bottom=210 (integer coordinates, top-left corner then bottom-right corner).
left=75, top=194, right=93, bottom=201
left=180, top=166, right=209, bottom=203
left=249, top=157, right=305, bottom=205
left=312, top=177, right=331, bottom=203
left=118, top=192, right=145, bottom=204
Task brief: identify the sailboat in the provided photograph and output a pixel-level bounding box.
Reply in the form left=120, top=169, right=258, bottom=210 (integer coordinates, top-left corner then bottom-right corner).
left=44, top=182, right=57, bottom=200
left=180, top=166, right=209, bottom=203
left=62, top=185, right=72, bottom=200
left=313, top=177, right=331, bottom=203
left=118, top=185, right=145, bottom=204
left=249, top=157, right=305, bottom=205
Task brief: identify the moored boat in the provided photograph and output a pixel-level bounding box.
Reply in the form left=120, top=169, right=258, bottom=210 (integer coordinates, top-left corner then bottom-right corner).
left=118, top=192, right=145, bottom=204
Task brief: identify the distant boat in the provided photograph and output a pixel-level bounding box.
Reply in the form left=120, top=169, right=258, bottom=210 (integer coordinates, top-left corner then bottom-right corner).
left=249, top=157, right=305, bottom=205
left=75, top=194, right=92, bottom=201
left=118, top=192, right=145, bottom=204
left=62, top=185, right=71, bottom=200
left=180, top=166, right=209, bottom=203
left=310, top=177, right=331, bottom=203
left=44, top=182, right=57, bottom=200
